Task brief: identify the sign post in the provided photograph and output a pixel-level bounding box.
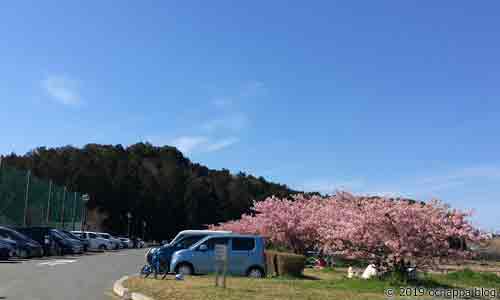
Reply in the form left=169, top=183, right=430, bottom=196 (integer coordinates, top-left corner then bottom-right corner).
left=214, top=244, right=228, bottom=288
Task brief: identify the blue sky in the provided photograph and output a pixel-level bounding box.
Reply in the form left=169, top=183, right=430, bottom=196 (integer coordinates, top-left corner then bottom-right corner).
left=1, top=1, right=499, bottom=230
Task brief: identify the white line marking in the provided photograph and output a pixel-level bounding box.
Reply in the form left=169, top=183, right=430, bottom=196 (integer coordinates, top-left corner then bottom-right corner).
left=37, top=259, right=77, bottom=267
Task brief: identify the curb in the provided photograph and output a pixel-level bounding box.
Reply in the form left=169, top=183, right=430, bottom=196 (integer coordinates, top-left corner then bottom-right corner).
left=113, top=275, right=154, bottom=300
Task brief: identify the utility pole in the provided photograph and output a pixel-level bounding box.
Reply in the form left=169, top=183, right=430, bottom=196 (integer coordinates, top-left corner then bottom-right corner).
left=60, top=187, right=67, bottom=229
left=71, top=192, right=77, bottom=231
left=46, top=180, right=52, bottom=224
left=23, top=170, right=31, bottom=226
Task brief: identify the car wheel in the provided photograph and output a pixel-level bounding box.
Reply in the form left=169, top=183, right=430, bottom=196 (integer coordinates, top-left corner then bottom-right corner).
left=247, top=267, right=264, bottom=278
left=177, top=264, right=193, bottom=276
left=99, top=244, right=106, bottom=251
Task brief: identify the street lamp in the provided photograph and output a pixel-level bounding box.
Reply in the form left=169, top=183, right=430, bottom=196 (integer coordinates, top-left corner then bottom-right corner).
left=81, top=194, right=90, bottom=231
left=127, top=212, right=132, bottom=238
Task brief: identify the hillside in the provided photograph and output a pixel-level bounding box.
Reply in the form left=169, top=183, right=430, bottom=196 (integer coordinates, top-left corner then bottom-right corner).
left=1, top=143, right=295, bottom=239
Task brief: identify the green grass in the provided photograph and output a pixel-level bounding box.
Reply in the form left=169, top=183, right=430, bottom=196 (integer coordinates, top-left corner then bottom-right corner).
left=124, top=268, right=500, bottom=300
left=423, top=268, right=500, bottom=289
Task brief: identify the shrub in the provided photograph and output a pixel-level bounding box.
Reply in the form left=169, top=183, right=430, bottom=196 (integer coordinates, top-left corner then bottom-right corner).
left=265, top=251, right=305, bottom=277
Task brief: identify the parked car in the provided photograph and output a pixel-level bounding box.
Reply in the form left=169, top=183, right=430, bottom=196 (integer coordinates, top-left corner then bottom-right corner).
left=0, top=239, right=16, bottom=259
left=143, top=230, right=232, bottom=275
left=96, top=232, right=122, bottom=250
left=60, top=230, right=89, bottom=252
left=15, top=227, right=83, bottom=255
left=0, top=226, right=43, bottom=258
left=72, top=231, right=113, bottom=251
left=170, top=234, right=266, bottom=278
left=137, top=238, right=145, bottom=248
left=118, top=237, right=133, bottom=248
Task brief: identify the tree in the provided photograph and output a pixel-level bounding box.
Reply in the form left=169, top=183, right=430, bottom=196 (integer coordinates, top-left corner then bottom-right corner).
left=210, top=191, right=484, bottom=273
left=1, top=143, right=295, bottom=239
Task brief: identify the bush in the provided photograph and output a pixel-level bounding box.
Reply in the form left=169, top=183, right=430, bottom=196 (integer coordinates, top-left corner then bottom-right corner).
left=265, top=251, right=305, bottom=277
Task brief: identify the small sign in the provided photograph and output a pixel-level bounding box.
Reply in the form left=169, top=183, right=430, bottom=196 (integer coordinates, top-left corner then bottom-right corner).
left=214, top=244, right=228, bottom=288
left=215, top=244, right=228, bottom=262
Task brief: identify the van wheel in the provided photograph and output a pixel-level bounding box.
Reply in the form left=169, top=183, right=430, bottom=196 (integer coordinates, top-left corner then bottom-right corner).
left=99, top=245, right=106, bottom=251
left=247, top=267, right=264, bottom=278
left=176, top=264, right=193, bottom=276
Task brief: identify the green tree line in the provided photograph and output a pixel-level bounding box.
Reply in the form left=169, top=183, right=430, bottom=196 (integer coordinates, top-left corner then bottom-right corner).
left=1, top=143, right=294, bottom=240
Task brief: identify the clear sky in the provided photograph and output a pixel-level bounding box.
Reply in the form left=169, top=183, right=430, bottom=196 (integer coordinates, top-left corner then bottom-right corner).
left=1, top=1, right=499, bottom=230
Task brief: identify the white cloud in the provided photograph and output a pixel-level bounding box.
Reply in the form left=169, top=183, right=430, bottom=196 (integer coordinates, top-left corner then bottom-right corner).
left=41, top=76, right=81, bottom=105
left=239, top=80, right=266, bottom=98
left=296, top=165, right=500, bottom=198
left=171, top=135, right=239, bottom=154
left=202, top=113, right=248, bottom=132
left=297, top=179, right=364, bottom=195
left=171, top=136, right=209, bottom=154
left=417, top=166, right=500, bottom=189
left=205, top=138, right=239, bottom=152
left=212, top=97, right=234, bottom=108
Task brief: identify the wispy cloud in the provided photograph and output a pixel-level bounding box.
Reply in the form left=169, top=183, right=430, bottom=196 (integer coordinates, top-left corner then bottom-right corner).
left=297, top=179, right=364, bottom=195
left=204, top=137, right=239, bottom=152
left=239, top=80, right=266, bottom=98
left=41, top=75, right=81, bottom=105
left=297, top=165, right=500, bottom=198
left=212, top=97, right=234, bottom=109
left=171, top=135, right=239, bottom=154
left=202, top=113, right=248, bottom=132
left=171, top=136, right=209, bottom=154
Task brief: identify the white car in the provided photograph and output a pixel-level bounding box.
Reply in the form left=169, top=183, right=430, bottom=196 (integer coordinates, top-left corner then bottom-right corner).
left=96, top=232, right=122, bottom=250
left=71, top=231, right=113, bottom=251
left=118, top=237, right=133, bottom=248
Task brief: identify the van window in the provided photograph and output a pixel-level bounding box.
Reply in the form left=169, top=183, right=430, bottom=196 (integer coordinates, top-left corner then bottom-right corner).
left=200, top=237, right=229, bottom=250
left=232, top=238, right=255, bottom=251
left=88, top=233, right=97, bottom=239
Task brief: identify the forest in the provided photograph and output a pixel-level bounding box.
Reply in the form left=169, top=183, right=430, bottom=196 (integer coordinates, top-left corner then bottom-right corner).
left=1, top=143, right=295, bottom=240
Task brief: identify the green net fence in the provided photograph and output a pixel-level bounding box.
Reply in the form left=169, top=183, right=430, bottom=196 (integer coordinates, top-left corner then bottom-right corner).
left=0, top=164, right=86, bottom=230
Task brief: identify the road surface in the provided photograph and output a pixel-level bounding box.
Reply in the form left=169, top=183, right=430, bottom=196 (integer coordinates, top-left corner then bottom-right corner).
left=0, top=248, right=148, bottom=300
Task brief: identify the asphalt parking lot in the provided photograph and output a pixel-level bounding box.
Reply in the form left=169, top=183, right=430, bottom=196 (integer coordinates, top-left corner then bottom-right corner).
left=0, top=248, right=148, bottom=300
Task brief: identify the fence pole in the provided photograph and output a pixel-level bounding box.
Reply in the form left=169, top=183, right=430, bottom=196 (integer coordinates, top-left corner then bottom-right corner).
left=23, top=170, right=31, bottom=226
left=46, top=180, right=52, bottom=225
left=80, top=200, right=85, bottom=231
left=72, top=192, right=77, bottom=231
left=61, top=186, right=66, bottom=229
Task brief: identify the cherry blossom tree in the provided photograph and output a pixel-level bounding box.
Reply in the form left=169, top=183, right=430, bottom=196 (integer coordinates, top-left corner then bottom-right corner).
left=210, top=191, right=484, bottom=272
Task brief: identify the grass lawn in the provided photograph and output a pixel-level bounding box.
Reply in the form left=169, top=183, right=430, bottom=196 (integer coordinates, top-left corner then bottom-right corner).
left=124, top=268, right=500, bottom=300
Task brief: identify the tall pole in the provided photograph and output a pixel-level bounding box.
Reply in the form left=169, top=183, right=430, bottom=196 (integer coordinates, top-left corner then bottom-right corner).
left=127, top=212, right=132, bottom=238
left=142, top=221, right=146, bottom=240
left=46, top=180, right=52, bottom=225
left=23, top=170, right=31, bottom=226
left=71, top=192, right=77, bottom=231
left=81, top=194, right=89, bottom=231
left=60, top=186, right=66, bottom=229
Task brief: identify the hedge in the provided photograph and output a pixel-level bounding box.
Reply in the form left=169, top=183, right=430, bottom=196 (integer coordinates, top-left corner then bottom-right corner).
left=265, top=251, right=305, bottom=277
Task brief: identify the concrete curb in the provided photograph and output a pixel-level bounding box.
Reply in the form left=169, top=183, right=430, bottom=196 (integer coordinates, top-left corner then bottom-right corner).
left=113, top=275, right=154, bottom=300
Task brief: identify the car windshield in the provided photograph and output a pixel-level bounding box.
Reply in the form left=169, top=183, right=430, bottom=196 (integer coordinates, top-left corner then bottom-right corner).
left=50, top=230, right=66, bottom=240
left=1, top=228, right=31, bottom=242
left=169, top=233, right=185, bottom=245
left=64, top=231, right=80, bottom=239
